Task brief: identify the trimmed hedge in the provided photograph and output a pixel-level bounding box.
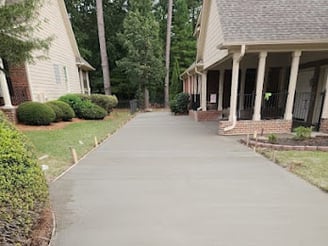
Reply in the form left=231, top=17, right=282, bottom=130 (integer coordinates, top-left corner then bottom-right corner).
left=45, top=102, right=63, bottom=122
left=108, top=95, right=118, bottom=112
left=90, top=94, right=119, bottom=113
left=0, top=112, right=49, bottom=245
left=47, top=101, right=75, bottom=121
left=59, top=94, right=108, bottom=119
left=78, top=100, right=108, bottom=120
left=17, top=102, right=56, bottom=125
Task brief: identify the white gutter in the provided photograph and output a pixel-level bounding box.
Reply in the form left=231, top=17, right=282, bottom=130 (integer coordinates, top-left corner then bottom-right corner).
left=224, top=44, right=246, bottom=132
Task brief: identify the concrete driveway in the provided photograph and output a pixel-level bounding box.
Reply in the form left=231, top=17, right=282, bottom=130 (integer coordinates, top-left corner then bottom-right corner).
left=51, top=112, right=328, bottom=246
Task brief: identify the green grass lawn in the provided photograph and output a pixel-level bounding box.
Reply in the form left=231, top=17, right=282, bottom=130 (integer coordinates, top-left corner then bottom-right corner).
left=260, top=149, right=328, bottom=192
left=23, top=110, right=133, bottom=181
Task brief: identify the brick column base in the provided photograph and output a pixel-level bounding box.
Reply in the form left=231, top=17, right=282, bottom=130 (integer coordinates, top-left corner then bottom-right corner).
left=189, top=110, right=222, bottom=121
left=1, top=107, right=17, bottom=124
left=320, top=118, right=328, bottom=133
left=218, top=119, right=292, bottom=135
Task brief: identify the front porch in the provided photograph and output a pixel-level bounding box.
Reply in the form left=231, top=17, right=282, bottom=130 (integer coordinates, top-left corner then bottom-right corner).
left=183, top=50, right=328, bottom=135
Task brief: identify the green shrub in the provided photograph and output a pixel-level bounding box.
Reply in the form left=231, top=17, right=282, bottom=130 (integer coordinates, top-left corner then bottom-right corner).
left=294, top=126, right=312, bottom=140
left=58, top=94, right=83, bottom=111
left=78, top=100, right=108, bottom=120
left=170, top=92, right=190, bottom=114
left=45, top=101, right=63, bottom=122
left=268, top=133, right=277, bottom=144
left=169, top=99, right=178, bottom=114
left=74, top=93, right=91, bottom=102
left=17, top=102, right=56, bottom=125
left=108, top=95, right=118, bottom=112
left=0, top=112, right=49, bottom=245
left=90, top=94, right=111, bottom=112
left=47, top=101, right=75, bottom=121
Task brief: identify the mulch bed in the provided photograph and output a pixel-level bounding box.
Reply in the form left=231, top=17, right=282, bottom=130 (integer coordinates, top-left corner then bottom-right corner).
left=30, top=207, right=54, bottom=246
left=274, top=136, right=328, bottom=146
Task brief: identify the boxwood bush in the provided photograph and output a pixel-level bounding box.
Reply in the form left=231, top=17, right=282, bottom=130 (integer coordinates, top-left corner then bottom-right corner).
left=45, top=101, right=63, bottom=122
left=90, top=94, right=119, bottom=113
left=108, top=95, right=118, bottom=112
left=0, top=112, right=49, bottom=245
left=78, top=100, right=108, bottom=120
left=90, top=94, right=111, bottom=112
left=59, top=94, right=108, bottom=119
left=17, top=101, right=56, bottom=125
left=47, top=101, right=75, bottom=121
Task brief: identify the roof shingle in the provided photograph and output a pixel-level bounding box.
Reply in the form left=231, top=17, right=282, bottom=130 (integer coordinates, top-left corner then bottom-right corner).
left=216, top=0, right=328, bottom=43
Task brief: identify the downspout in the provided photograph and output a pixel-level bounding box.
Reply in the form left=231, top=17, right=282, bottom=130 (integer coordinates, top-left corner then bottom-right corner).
left=195, top=65, right=203, bottom=110
left=224, top=44, right=246, bottom=132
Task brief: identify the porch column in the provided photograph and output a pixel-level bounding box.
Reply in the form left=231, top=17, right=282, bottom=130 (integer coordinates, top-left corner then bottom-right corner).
left=320, top=69, right=328, bottom=119
left=239, top=68, right=247, bottom=110
left=201, top=72, right=207, bottom=111
left=0, top=59, right=13, bottom=108
left=284, top=51, right=302, bottom=120
left=218, top=69, right=224, bottom=111
left=253, top=51, right=268, bottom=121
left=229, top=53, right=241, bottom=122
left=79, top=68, right=85, bottom=94
left=86, top=71, right=91, bottom=95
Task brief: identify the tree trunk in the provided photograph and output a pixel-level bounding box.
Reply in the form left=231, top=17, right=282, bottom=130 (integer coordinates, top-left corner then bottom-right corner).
left=144, top=87, right=150, bottom=110
left=164, top=0, right=173, bottom=108
left=96, top=0, right=111, bottom=95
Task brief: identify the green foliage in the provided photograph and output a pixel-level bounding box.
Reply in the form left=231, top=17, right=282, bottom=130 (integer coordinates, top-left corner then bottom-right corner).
left=90, top=94, right=118, bottom=113
left=170, top=92, right=190, bottom=114
left=0, top=111, right=48, bottom=244
left=294, top=126, right=312, bottom=140
left=0, top=0, right=52, bottom=64
left=170, top=58, right=182, bottom=99
left=47, top=101, right=75, bottom=121
left=77, top=100, right=108, bottom=120
left=17, top=101, right=56, bottom=125
left=59, top=93, right=108, bottom=119
left=169, top=99, right=178, bottom=113
left=108, top=95, right=119, bottom=111
left=268, top=133, right=277, bottom=144
left=45, top=101, right=63, bottom=122
left=117, top=2, right=165, bottom=108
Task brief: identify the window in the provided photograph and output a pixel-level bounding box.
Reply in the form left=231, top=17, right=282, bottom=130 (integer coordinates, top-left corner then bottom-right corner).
left=53, top=64, right=61, bottom=84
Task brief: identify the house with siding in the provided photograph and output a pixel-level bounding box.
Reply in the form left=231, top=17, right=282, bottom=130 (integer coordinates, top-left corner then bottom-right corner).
left=0, top=0, right=94, bottom=120
left=182, top=0, right=328, bottom=135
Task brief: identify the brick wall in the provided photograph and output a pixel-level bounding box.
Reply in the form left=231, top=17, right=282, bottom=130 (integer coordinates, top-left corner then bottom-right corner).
left=189, top=110, right=222, bottom=121
left=320, top=118, right=328, bottom=133
left=8, top=64, right=31, bottom=105
left=218, top=119, right=292, bottom=135
left=1, top=107, right=17, bottom=124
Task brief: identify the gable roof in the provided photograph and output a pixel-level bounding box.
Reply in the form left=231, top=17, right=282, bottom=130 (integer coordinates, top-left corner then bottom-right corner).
left=216, top=0, right=328, bottom=45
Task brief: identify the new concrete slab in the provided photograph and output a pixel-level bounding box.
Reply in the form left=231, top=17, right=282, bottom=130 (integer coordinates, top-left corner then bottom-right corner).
left=51, top=112, right=328, bottom=246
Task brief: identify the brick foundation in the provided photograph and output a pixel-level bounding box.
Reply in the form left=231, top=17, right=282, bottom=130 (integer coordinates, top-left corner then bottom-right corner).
left=189, top=110, right=222, bottom=121
left=1, top=107, right=17, bottom=123
left=218, top=119, right=292, bottom=135
left=320, top=118, right=328, bottom=133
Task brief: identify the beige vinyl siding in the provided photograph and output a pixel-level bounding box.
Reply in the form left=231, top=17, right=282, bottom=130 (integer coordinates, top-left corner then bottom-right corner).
left=27, top=0, right=81, bottom=102
left=203, top=0, right=227, bottom=69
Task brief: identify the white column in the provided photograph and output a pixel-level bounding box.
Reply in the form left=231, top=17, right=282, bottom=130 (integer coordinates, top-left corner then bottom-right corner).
left=320, top=68, right=328, bottom=119
left=201, top=72, right=207, bottom=111
left=79, top=68, right=85, bottom=94
left=253, top=51, right=268, bottom=121
left=0, top=59, right=13, bottom=108
left=218, top=69, right=224, bottom=110
left=284, top=51, right=302, bottom=120
left=229, top=53, right=241, bottom=122
left=86, top=71, right=91, bottom=95
left=239, top=68, right=247, bottom=110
